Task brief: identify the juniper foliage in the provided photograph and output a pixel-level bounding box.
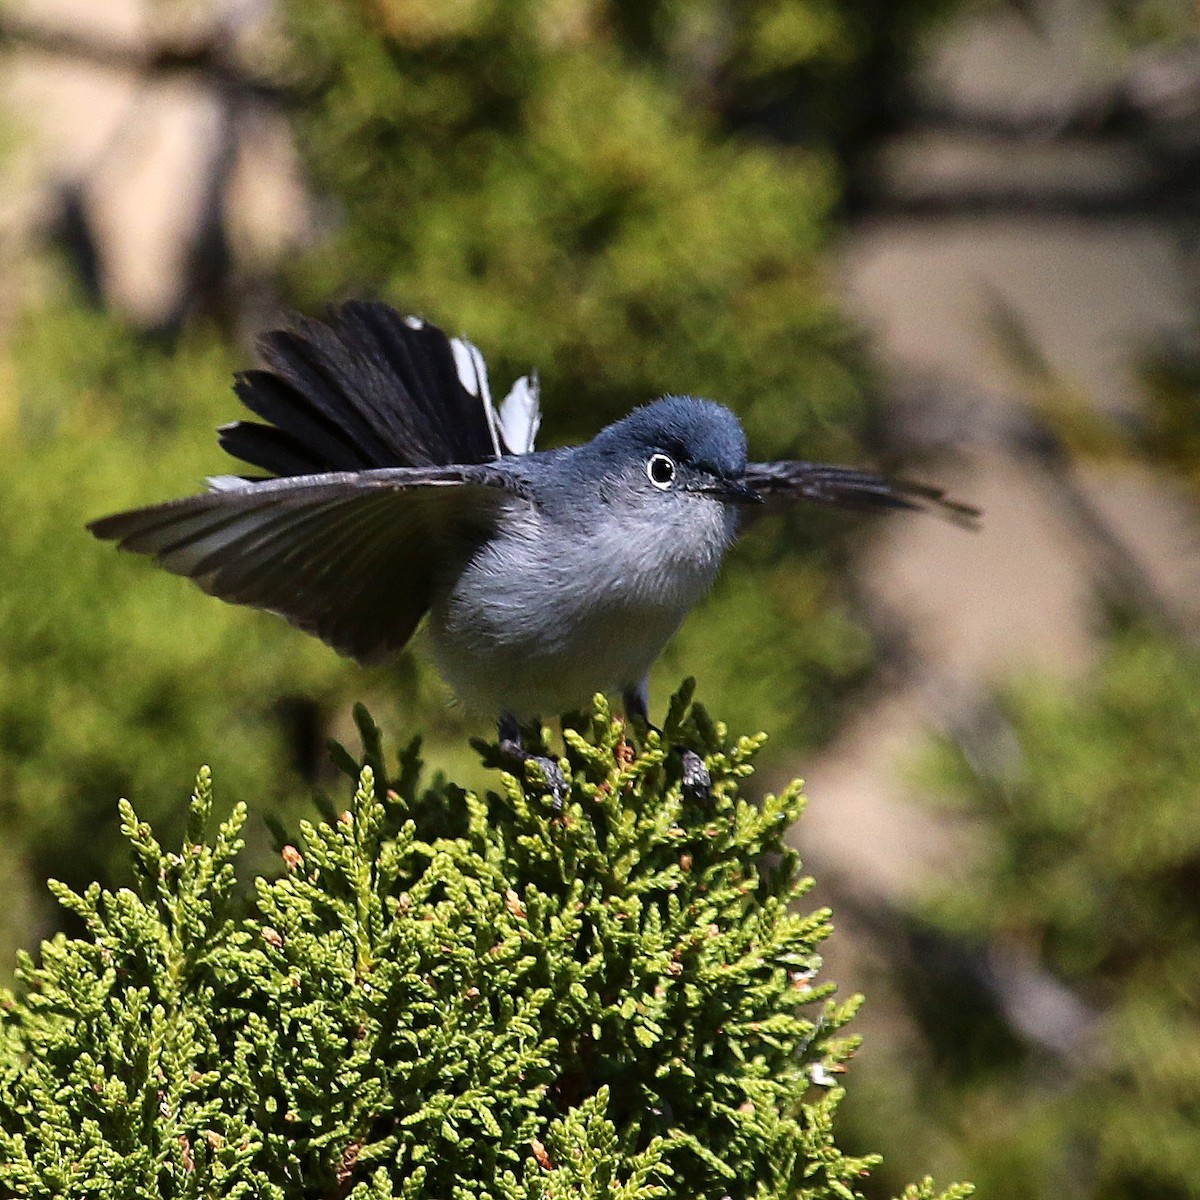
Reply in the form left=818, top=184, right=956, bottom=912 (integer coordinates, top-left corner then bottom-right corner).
left=0, top=686, right=969, bottom=1200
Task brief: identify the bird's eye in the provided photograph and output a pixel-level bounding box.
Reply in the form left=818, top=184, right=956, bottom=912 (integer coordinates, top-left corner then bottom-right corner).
left=646, top=453, right=676, bottom=489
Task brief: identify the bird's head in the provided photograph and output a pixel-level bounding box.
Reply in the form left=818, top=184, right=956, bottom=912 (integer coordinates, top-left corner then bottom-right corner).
left=581, top=396, right=760, bottom=509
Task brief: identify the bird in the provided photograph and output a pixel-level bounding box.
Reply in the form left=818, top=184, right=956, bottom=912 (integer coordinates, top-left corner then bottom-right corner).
left=90, top=300, right=976, bottom=797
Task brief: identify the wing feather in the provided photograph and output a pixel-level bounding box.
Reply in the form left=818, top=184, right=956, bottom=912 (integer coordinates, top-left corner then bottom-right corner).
left=743, top=461, right=979, bottom=526
left=89, top=467, right=526, bottom=664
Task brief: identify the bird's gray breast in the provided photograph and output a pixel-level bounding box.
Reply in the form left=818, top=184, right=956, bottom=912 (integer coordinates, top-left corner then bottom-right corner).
left=427, top=494, right=735, bottom=717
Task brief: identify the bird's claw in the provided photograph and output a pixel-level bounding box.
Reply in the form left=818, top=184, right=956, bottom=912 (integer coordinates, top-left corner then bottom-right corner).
left=678, top=749, right=711, bottom=802
left=499, top=738, right=568, bottom=809
left=527, top=754, right=569, bottom=809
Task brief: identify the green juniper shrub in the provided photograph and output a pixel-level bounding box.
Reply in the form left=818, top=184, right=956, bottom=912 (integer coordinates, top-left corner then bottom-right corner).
left=0, top=685, right=970, bottom=1200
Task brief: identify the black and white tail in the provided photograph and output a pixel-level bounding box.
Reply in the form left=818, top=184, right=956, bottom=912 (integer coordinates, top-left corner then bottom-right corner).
left=216, top=301, right=541, bottom=482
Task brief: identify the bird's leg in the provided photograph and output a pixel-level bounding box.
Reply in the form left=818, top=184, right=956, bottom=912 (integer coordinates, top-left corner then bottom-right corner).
left=497, top=712, right=568, bottom=806
left=621, top=683, right=711, bottom=801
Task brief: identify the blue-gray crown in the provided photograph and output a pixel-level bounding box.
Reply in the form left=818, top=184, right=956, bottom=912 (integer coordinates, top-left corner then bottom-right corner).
left=589, top=396, right=748, bottom=479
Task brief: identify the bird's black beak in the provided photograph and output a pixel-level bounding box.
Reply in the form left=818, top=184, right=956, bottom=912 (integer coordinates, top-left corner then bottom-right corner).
left=700, top=477, right=763, bottom=505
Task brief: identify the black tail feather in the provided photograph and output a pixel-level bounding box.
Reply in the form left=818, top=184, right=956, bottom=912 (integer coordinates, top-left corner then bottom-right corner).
left=219, top=302, right=501, bottom=478
left=257, top=320, right=414, bottom=466
left=217, top=419, right=332, bottom=478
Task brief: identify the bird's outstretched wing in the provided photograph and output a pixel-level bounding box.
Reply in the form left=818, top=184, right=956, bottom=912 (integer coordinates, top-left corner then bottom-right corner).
left=220, top=301, right=541, bottom=477
left=744, top=461, right=980, bottom=526
left=88, top=466, right=528, bottom=665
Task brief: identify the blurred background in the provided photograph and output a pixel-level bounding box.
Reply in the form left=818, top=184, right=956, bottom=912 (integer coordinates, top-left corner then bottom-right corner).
left=2, top=0, right=1200, bottom=1195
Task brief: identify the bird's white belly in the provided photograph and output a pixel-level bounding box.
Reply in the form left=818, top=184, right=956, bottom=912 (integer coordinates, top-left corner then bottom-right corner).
left=432, top=599, right=689, bottom=718
left=427, top=502, right=731, bottom=718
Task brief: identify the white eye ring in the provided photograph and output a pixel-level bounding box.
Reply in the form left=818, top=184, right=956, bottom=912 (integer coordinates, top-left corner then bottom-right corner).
left=646, top=453, right=676, bottom=489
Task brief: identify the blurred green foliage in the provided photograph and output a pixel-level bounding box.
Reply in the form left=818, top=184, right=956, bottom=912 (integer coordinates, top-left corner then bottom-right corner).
left=0, top=0, right=975, bottom=973
left=276, top=0, right=976, bottom=740
left=279, top=0, right=952, bottom=454
left=1136, top=342, right=1200, bottom=495
left=1101, top=0, right=1200, bottom=45
left=0, top=293, right=481, bottom=970
left=852, top=629, right=1200, bottom=1199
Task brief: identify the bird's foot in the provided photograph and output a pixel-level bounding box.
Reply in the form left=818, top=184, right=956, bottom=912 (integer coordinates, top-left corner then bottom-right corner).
left=621, top=693, right=711, bottom=803
left=677, top=748, right=711, bottom=802
left=499, top=738, right=569, bottom=809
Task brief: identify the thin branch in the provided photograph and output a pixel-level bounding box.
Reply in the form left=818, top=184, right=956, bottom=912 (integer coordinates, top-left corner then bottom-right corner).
left=864, top=175, right=1200, bottom=220
left=0, top=10, right=284, bottom=102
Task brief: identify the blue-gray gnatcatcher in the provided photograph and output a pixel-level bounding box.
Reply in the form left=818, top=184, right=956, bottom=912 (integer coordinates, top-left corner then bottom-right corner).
left=90, top=301, right=975, bottom=793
